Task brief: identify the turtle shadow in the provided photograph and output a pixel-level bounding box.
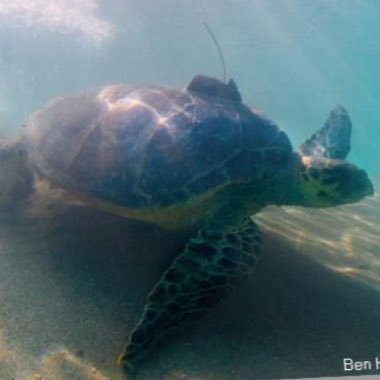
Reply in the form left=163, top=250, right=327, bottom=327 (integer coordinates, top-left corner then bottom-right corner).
left=1, top=206, right=380, bottom=379
left=153, top=228, right=380, bottom=380
left=133, top=225, right=380, bottom=379
left=0, top=205, right=188, bottom=379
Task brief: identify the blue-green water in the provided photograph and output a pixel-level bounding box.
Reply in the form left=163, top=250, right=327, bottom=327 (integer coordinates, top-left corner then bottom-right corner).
left=1, top=0, right=379, bottom=176
left=0, top=1, right=379, bottom=380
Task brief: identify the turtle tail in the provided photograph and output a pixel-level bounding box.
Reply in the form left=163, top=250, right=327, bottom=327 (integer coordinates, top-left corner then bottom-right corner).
left=299, top=105, right=352, bottom=160
left=0, top=140, right=33, bottom=209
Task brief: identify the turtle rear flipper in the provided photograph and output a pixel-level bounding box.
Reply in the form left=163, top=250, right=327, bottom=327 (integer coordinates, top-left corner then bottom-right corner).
left=0, top=140, right=33, bottom=208
left=299, top=105, right=352, bottom=159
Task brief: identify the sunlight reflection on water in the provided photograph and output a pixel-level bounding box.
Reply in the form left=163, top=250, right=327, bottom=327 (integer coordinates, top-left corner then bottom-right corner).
left=257, top=181, right=380, bottom=291
left=0, top=0, right=114, bottom=45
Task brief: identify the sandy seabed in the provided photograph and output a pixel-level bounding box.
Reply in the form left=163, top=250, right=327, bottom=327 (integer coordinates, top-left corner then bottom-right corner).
left=0, top=187, right=380, bottom=380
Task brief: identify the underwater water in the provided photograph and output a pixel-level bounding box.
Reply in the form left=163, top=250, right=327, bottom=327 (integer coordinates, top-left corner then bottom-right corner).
left=0, top=1, right=379, bottom=379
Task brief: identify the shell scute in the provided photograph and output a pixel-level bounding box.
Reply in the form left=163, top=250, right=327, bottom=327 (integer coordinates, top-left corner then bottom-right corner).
left=25, top=79, right=293, bottom=211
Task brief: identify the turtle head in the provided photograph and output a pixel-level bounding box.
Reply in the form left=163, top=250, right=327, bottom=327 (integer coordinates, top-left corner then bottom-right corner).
left=293, top=155, right=373, bottom=207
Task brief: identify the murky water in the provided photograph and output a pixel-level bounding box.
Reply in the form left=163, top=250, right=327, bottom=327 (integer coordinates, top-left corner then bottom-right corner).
left=0, top=1, right=379, bottom=379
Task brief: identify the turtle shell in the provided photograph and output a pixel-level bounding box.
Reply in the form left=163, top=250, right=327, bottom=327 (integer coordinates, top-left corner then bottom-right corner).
left=24, top=76, right=292, bottom=210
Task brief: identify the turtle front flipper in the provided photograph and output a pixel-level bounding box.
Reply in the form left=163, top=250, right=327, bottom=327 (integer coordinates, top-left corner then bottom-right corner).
left=299, top=105, right=352, bottom=159
left=118, top=217, right=262, bottom=370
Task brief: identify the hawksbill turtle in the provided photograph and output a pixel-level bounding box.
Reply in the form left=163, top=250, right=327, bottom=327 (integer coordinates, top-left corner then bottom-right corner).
left=0, top=75, right=373, bottom=370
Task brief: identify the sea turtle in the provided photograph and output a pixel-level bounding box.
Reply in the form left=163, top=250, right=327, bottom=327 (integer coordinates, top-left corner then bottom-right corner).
left=0, top=75, right=374, bottom=370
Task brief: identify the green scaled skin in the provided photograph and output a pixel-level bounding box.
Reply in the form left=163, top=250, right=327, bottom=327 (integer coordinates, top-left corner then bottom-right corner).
left=118, top=217, right=261, bottom=369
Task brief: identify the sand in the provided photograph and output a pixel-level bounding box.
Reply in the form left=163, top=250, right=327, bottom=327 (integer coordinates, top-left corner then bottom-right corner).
left=0, top=187, right=380, bottom=380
